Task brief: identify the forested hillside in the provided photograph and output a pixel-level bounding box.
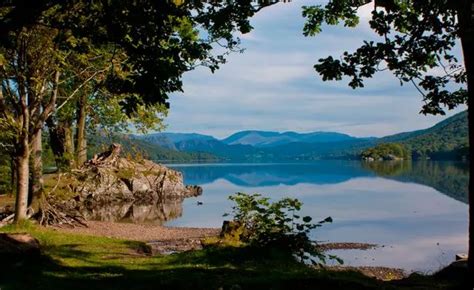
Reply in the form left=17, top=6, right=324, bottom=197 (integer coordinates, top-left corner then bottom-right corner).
left=130, top=111, right=468, bottom=162
left=379, top=110, right=468, bottom=160
left=89, top=134, right=221, bottom=163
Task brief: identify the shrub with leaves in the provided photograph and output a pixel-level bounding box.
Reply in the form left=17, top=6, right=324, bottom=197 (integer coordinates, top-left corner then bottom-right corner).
left=224, top=192, right=341, bottom=265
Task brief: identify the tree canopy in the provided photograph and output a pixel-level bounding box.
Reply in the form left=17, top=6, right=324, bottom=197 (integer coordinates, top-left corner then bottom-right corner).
left=1, top=0, right=276, bottom=111
left=0, top=0, right=279, bottom=222
left=302, top=0, right=473, bottom=282
left=302, top=0, right=469, bottom=114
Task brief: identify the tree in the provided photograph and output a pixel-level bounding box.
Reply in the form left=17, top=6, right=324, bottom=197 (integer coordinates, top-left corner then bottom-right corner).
left=0, top=0, right=277, bottom=222
left=302, top=0, right=473, bottom=283
left=0, top=26, right=62, bottom=221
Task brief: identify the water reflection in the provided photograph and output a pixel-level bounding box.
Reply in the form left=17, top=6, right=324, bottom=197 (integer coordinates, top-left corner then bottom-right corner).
left=172, top=161, right=468, bottom=203
left=80, top=196, right=184, bottom=224
left=173, top=162, right=372, bottom=186
left=361, top=161, right=468, bottom=204
left=167, top=161, right=468, bottom=272
left=90, top=161, right=467, bottom=226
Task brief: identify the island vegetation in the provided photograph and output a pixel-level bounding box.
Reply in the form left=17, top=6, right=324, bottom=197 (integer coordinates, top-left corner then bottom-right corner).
left=361, top=143, right=410, bottom=161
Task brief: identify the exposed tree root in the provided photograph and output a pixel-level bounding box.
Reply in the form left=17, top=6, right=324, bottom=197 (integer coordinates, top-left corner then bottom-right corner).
left=34, top=195, right=88, bottom=228
left=30, top=173, right=88, bottom=228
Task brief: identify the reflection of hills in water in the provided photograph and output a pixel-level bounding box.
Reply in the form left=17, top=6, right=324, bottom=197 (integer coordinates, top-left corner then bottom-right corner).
left=171, top=161, right=468, bottom=204
left=80, top=197, right=184, bottom=224
left=362, top=161, right=469, bottom=204
left=171, top=161, right=373, bottom=186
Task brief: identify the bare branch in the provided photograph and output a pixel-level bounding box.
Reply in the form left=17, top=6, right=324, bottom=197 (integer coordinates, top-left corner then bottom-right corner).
left=410, top=79, right=426, bottom=97
left=56, top=66, right=109, bottom=112
left=31, top=70, right=60, bottom=136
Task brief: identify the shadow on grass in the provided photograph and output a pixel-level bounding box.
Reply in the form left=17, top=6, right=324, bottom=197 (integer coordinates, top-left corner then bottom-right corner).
left=0, top=242, right=468, bottom=290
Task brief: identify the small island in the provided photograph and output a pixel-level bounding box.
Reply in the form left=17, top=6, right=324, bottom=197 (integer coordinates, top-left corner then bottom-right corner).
left=361, top=143, right=410, bottom=161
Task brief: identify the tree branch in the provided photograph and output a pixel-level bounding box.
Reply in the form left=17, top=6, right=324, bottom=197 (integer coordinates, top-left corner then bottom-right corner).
left=31, top=70, right=60, bottom=136
left=56, top=66, right=109, bottom=112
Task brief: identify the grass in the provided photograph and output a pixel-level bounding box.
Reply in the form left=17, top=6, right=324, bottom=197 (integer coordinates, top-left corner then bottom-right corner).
left=0, top=223, right=468, bottom=290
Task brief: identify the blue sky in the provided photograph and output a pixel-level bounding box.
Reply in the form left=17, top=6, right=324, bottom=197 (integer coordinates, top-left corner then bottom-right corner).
left=165, top=0, right=466, bottom=139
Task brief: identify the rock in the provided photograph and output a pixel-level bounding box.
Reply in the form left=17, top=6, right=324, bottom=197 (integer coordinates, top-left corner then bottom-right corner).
left=46, top=144, right=202, bottom=224
left=147, top=238, right=204, bottom=254
left=220, top=220, right=245, bottom=241
left=0, top=233, right=41, bottom=265
left=74, top=144, right=200, bottom=200
left=328, top=265, right=406, bottom=281
left=455, top=253, right=468, bottom=260
left=186, top=185, right=203, bottom=197
left=384, top=154, right=403, bottom=161
left=434, top=259, right=469, bottom=282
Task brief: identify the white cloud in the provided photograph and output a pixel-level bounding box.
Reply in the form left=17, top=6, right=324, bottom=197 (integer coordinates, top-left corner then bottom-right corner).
left=164, top=1, right=466, bottom=138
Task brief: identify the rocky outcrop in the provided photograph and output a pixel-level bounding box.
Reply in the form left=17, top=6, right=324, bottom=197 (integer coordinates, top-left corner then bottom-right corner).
left=74, top=143, right=200, bottom=201
left=44, top=144, right=201, bottom=225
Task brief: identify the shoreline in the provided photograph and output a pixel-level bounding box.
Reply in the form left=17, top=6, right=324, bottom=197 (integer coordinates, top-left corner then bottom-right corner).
left=1, top=218, right=416, bottom=281
left=52, top=220, right=407, bottom=281
left=53, top=221, right=380, bottom=251
left=54, top=220, right=220, bottom=242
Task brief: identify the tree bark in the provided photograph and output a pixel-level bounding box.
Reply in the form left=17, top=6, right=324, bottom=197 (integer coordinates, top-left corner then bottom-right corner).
left=458, top=0, right=474, bottom=284
left=75, top=93, right=88, bottom=166
left=46, top=117, right=74, bottom=171
left=10, top=155, right=16, bottom=196
left=14, top=66, right=30, bottom=222
left=64, top=122, right=74, bottom=165
left=14, top=147, right=29, bottom=222
left=29, top=128, right=44, bottom=211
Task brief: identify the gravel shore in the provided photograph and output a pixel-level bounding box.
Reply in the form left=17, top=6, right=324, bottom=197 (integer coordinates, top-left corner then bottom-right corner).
left=55, top=221, right=220, bottom=242
left=46, top=220, right=408, bottom=280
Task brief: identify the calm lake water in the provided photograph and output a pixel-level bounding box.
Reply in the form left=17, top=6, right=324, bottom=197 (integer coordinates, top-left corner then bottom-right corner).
left=166, top=161, right=469, bottom=273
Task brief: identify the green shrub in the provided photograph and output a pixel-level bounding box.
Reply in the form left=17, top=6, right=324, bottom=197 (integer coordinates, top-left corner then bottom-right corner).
left=224, top=192, right=341, bottom=266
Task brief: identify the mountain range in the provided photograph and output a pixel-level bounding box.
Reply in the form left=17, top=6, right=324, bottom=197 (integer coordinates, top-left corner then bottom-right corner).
left=130, top=110, right=468, bottom=162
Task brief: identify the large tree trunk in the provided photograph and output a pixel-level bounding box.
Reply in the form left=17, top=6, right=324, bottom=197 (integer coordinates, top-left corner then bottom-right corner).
left=46, top=117, right=75, bottom=171
left=29, top=128, right=44, bottom=211
left=64, top=122, right=74, bottom=165
left=14, top=131, right=30, bottom=223
left=14, top=76, right=30, bottom=222
left=459, top=0, right=474, bottom=283
left=75, top=93, right=88, bottom=166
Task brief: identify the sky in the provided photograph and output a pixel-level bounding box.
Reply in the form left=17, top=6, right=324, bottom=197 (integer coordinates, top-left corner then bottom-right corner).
left=164, top=0, right=466, bottom=139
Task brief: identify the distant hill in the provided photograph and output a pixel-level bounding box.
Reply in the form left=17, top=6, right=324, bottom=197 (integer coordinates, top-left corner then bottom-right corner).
left=128, top=110, right=468, bottom=162
left=90, top=133, right=221, bottom=162
left=222, top=130, right=355, bottom=147
left=134, top=133, right=260, bottom=161
left=174, top=138, right=266, bottom=161
left=379, top=110, right=468, bottom=160
left=135, top=133, right=216, bottom=150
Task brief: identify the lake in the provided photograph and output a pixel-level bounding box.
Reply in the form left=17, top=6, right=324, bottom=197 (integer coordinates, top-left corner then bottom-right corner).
left=166, top=160, right=468, bottom=273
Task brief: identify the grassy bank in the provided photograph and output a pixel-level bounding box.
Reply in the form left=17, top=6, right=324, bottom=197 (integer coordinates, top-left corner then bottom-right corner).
left=0, top=223, right=466, bottom=290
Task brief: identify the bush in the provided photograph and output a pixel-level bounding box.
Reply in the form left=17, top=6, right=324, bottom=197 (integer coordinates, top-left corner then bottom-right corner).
left=224, top=192, right=341, bottom=265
